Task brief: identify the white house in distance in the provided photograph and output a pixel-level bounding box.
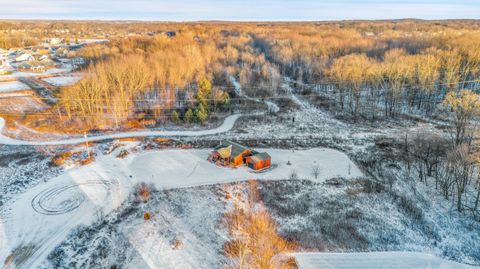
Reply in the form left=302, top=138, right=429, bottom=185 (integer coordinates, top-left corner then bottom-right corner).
left=72, top=57, right=85, bottom=66
left=46, top=38, right=64, bottom=45
left=15, top=53, right=34, bottom=62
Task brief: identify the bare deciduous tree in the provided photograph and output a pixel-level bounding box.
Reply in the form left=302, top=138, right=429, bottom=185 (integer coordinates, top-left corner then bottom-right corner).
left=312, top=165, right=321, bottom=179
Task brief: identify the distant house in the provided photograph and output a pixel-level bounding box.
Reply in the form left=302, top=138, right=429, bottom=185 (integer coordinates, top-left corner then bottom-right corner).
left=16, top=53, right=34, bottom=62
left=17, top=62, right=32, bottom=71
left=208, top=140, right=271, bottom=170
left=72, top=57, right=85, bottom=66
left=17, top=61, right=47, bottom=73
left=47, top=38, right=64, bottom=45
left=31, top=65, right=45, bottom=73
left=363, top=31, right=375, bottom=37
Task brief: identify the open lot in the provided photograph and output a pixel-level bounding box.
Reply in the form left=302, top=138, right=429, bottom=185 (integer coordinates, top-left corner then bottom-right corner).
left=0, top=146, right=361, bottom=268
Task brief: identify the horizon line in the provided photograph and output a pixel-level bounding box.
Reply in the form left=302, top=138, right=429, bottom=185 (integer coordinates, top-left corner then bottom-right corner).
left=0, top=18, right=479, bottom=23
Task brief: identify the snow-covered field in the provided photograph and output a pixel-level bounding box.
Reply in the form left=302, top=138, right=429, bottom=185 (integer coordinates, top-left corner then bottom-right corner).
left=0, top=146, right=361, bottom=268
left=294, top=252, right=479, bottom=269
left=0, top=81, right=30, bottom=93
left=42, top=76, right=82, bottom=86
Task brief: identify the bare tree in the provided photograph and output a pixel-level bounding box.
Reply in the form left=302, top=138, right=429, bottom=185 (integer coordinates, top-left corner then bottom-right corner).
left=410, top=131, right=448, bottom=183
left=312, top=165, right=321, bottom=179
left=444, top=90, right=480, bottom=146
left=447, top=144, right=475, bottom=212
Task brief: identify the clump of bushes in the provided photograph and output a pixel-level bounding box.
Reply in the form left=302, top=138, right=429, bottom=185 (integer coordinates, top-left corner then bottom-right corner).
left=51, top=151, right=73, bottom=166
left=134, top=182, right=156, bottom=203
left=116, top=149, right=130, bottom=158
left=171, top=238, right=183, bottom=250
left=143, top=212, right=151, bottom=220
left=79, top=153, right=95, bottom=166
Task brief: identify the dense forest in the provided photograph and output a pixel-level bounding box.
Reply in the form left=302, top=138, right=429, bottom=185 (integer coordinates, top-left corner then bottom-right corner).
left=3, top=20, right=480, bottom=127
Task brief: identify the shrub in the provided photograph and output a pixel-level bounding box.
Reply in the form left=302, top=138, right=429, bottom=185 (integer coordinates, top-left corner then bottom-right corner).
left=171, top=238, right=183, bottom=250
left=79, top=154, right=95, bottom=166
left=51, top=151, right=73, bottom=166
left=116, top=149, right=129, bottom=158
left=134, top=182, right=155, bottom=203
left=143, top=212, right=151, bottom=220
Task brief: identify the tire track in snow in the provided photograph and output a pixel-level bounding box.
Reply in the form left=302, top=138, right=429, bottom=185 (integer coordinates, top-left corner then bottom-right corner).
left=31, top=179, right=119, bottom=215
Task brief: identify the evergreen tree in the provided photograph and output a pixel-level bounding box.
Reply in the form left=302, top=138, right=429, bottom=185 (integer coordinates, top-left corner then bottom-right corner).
left=184, top=108, right=194, bottom=124
left=195, top=103, right=208, bottom=123
left=197, top=78, right=212, bottom=108
left=171, top=110, right=180, bottom=124
left=222, top=92, right=231, bottom=109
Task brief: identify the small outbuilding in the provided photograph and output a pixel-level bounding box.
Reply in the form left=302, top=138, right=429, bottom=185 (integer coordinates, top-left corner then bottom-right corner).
left=245, top=152, right=271, bottom=171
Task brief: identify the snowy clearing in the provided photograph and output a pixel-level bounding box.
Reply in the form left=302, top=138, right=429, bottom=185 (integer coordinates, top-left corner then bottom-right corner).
left=0, top=114, right=241, bottom=145
left=0, top=81, right=30, bottom=93
left=42, top=76, right=82, bottom=86
left=0, top=147, right=361, bottom=269
left=294, top=252, right=479, bottom=269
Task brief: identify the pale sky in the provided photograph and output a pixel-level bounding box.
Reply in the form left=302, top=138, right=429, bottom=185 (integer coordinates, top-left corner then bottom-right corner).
left=0, top=0, right=479, bottom=21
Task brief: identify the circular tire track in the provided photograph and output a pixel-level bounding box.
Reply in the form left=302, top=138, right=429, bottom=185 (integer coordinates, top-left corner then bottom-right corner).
left=31, top=179, right=119, bottom=215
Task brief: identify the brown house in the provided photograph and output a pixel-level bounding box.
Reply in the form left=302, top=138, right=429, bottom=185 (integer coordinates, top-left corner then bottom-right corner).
left=245, top=152, right=271, bottom=170
left=208, top=140, right=271, bottom=170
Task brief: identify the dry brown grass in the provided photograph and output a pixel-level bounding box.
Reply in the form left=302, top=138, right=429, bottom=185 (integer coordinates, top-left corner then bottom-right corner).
left=79, top=154, right=95, bottom=166
left=224, top=181, right=298, bottom=269
left=153, top=137, right=170, bottom=144
left=51, top=151, right=73, bottom=166
left=116, top=149, right=130, bottom=158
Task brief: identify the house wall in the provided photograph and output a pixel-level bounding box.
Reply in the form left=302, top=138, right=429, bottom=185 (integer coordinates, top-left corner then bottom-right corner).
left=233, top=149, right=250, bottom=166
left=246, top=157, right=271, bottom=170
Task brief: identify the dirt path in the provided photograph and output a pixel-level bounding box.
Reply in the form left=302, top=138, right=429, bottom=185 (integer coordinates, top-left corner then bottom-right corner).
left=0, top=114, right=241, bottom=146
